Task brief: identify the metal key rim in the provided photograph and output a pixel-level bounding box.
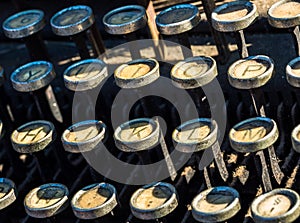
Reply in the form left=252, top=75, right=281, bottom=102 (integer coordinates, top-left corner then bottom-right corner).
left=291, top=123, right=300, bottom=153
left=114, top=58, right=160, bottom=89
left=155, top=4, right=201, bottom=35
left=171, top=56, right=217, bottom=89
left=212, top=1, right=258, bottom=32
left=0, top=178, right=17, bottom=210
left=103, top=5, right=147, bottom=35
left=11, top=120, right=56, bottom=153
left=71, top=183, right=118, bottom=219
left=61, top=120, right=106, bottom=153
left=229, top=117, right=279, bottom=153
left=50, top=5, right=94, bottom=36
left=191, top=186, right=241, bottom=222
left=251, top=188, right=300, bottom=223
left=228, top=55, right=274, bottom=89
left=172, top=118, right=218, bottom=153
left=286, top=56, right=300, bottom=87
left=268, top=0, right=300, bottom=28
left=130, top=182, right=178, bottom=220
left=114, top=118, right=160, bottom=152
left=24, top=183, right=69, bottom=218
left=3, top=9, right=46, bottom=39
left=63, top=59, right=108, bottom=91
left=11, top=61, right=56, bottom=92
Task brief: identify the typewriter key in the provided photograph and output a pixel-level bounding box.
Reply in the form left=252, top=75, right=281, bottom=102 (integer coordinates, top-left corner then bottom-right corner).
left=71, top=183, right=117, bottom=219
left=251, top=188, right=300, bottom=223
left=0, top=178, right=17, bottom=210
left=156, top=4, right=200, bottom=58
left=130, top=182, right=178, bottom=220
left=291, top=123, right=300, bottom=153
left=228, top=55, right=274, bottom=90
left=11, top=61, right=63, bottom=123
left=191, top=186, right=241, bottom=222
left=24, top=183, right=69, bottom=219
left=114, top=118, right=177, bottom=180
left=268, top=0, right=300, bottom=56
left=229, top=117, right=279, bottom=192
left=212, top=1, right=258, bottom=58
left=2, top=9, right=48, bottom=60
left=114, top=58, right=159, bottom=89
left=171, top=56, right=217, bottom=117
left=114, top=58, right=159, bottom=117
left=11, top=120, right=56, bottom=181
left=51, top=5, right=105, bottom=59
left=63, top=59, right=107, bottom=91
left=173, top=118, right=229, bottom=183
left=62, top=120, right=106, bottom=153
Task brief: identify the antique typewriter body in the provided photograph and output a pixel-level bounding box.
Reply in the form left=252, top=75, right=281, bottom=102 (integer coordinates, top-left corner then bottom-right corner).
left=1, top=0, right=300, bottom=223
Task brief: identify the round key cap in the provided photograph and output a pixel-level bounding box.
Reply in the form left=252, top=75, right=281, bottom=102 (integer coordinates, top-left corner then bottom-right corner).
left=0, top=178, right=17, bottom=210
left=3, top=9, right=45, bottom=39
left=229, top=117, right=279, bottom=153
left=24, top=183, right=69, bottom=218
left=114, top=58, right=159, bottom=88
left=10, top=61, right=56, bottom=92
left=228, top=55, right=274, bottom=89
left=286, top=56, right=300, bottom=87
left=50, top=5, right=94, bottom=36
left=61, top=120, right=106, bottom=153
left=172, top=118, right=218, bottom=153
left=268, top=0, right=300, bottom=28
left=212, top=1, right=258, bottom=32
left=251, top=188, right=300, bottom=223
left=114, top=118, right=159, bottom=152
left=103, top=5, right=147, bottom=35
left=63, top=59, right=108, bottom=91
left=191, top=186, right=241, bottom=222
left=11, top=120, right=55, bottom=153
left=291, top=124, right=300, bottom=153
left=156, top=4, right=200, bottom=35
left=171, top=56, right=217, bottom=89
left=71, top=183, right=117, bottom=219
left=130, top=182, right=178, bottom=220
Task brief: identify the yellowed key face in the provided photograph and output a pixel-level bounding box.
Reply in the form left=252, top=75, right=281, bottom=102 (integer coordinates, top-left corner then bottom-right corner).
left=134, top=186, right=172, bottom=210
left=76, top=187, right=111, bottom=209
left=271, top=2, right=300, bottom=18
left=27, top=187, right=66, bottom=208
left=196, top=191, right=234, bottom=213
left=54, top=10, right=88, bottom=26
left=176, top=125, right=211, bottom=143
left=15, top=65, right=48, bottom=82
left=232, top=59, right=269, bottom=79
left=65, top=64, right=102, bottom=82
left=13, top=124, right=51, bottom=144
left=108, top=10, right=141, bottom=25
left=8, top=13, right=40, bottom=29
left=257, top=194, right=292, bottom=217
left=119, top=122, right=153, bottom=142
left=65, top=125, right=101, bottom=143
left=216, top=5, right=250, bottom=21
left=158, top=8, right=195, bottom=24
left=231, top=125, right=267, bottom=143
left=173, top=62, right=210, bottom=79
left=117, top=64, right=151, bottom=79
left=0, top=183, right=12, bottom=199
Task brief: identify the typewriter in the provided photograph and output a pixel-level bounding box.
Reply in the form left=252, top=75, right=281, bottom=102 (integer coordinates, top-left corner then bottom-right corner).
left=0, top=0, right=300, bottom=222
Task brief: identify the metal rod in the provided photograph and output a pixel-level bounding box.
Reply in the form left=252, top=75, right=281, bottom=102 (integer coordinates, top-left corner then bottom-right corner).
left=24, top=32, right=49, bottom=61
left=235, top=30, right=249, bottom=58
left=126, top=32, right=142, bottom=59
left=87, top=23, right=106, bottom=57
left=211, top=141, right=229, bottom=182
left=177, top=32, right=193, bottom=58
left=71, top=32, right=91, bottom=59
